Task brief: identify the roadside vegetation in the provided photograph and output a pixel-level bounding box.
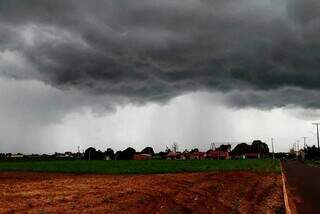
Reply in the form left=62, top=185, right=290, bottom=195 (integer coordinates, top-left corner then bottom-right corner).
left=0, top=159, right=280, bottom=174
left=305, top=160, right=320, bottom=167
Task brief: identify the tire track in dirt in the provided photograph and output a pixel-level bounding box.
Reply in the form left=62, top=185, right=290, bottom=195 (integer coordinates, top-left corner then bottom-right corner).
left=0, top=171, right=284, bottom=214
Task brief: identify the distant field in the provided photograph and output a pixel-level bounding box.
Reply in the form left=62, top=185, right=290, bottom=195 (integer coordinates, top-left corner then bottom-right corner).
left=0, top=159, right=280, bottom=174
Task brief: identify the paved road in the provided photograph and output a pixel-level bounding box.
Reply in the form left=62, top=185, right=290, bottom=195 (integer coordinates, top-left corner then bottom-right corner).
left=282, top=160, right=320, bottom=213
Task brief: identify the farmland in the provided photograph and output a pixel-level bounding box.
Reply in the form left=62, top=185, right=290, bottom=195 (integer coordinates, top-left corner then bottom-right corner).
left=0, top=171, right=284, bottom=213
left=0, top=159, right=284, bottom=213
left=0, top=159, right=281, bottom=174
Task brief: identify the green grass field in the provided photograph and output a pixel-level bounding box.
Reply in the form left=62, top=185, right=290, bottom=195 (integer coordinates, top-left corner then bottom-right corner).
left=0, top=159, right=280, bottom=174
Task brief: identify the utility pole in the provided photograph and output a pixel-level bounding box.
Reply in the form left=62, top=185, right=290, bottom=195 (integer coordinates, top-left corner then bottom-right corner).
left=211, top=142, right=215, bottom=151
left=312, top=123, right=320, bottom=150
left=271, top=138, right=275, bottom=159
left=302, top=137, right=307, bottom=150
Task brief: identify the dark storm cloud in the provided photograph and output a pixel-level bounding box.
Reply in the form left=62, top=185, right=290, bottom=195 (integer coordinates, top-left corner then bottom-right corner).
left=1, top=0, right=320, bottom=108
left=224, top=87, right=320, bottom=109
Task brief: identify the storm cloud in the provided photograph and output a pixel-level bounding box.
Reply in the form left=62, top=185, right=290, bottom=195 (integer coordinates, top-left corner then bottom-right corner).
left=0, top=0, right=320, bottom=108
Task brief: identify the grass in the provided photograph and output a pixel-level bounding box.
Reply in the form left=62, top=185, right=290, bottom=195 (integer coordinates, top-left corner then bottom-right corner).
left=0, top=159, right=280, bottom=174
left=305, top=159, right=320, bottom=167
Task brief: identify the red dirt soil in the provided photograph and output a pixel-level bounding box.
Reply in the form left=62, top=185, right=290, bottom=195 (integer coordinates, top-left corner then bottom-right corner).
left=0, top=171, right=284, bottom=214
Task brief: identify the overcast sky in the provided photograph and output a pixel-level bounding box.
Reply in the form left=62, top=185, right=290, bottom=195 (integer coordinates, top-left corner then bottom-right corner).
left=1, top=0, right=320, bottom=153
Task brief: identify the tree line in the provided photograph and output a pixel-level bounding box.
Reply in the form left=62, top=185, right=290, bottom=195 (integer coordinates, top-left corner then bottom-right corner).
left=84, top=140, right=270, bottom=160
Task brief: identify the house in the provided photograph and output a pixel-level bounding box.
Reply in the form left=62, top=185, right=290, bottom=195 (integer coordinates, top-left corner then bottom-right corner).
left=233, top=154, right=246, bottom=159
left=55, top=152, right=73, bottom=158
left=296, top=150, right=305, bottom=161
left=182, top=151, right=190, bottom=160
left=9, top=154, right=24, bottom=158
left=166, top=152, right=185, bottom=160
left=133, top=153, right=152, bottom=160
left=244, top=153, right=260, bottom=159
left=166, top=151, right=178, bottom=160
left=206, top=150, right=230, bottom=160
left=189, top=152, right=206, bottom=160
left=64, top=152, right=73, bottom=157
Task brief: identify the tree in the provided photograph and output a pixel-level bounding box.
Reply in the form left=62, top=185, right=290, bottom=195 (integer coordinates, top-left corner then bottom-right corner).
left=216, top=144, right=231, bottom=152
left=158, top=151, right=167, bottom=159
left=171, top=142, right=178, bottom=153
left=123, top=147, right=136, bottom=159
left=232, top=143, right=251, bottom=156
left=116, top=147, right=136, bottom=160
left=141, top=147, right=155, bottom=155
left=190, top=148, right=199, bottom=153
left=84, top=147, right=96, bottom=160
left=115, top=151, right=123, bottom=160
left=84, top=147, right=106, bottom=160
left=95, top=150, right=105, bottom=160
left=105, top=148, right=115, bottom=160
left=305, top=145, right=320, bottom=159
left=251, top=140, right=269, bottom=155
left=165, top=146, right=171, bottom=153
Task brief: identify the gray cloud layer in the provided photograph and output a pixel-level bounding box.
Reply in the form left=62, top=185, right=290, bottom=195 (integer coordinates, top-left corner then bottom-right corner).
left=1, top=0, right=320, bottom=108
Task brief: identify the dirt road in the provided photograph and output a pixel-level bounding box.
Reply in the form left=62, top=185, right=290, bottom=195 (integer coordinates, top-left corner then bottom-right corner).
left=0, top=171, right=283, bottom=214
left=282, top=160, right=320, bottom=213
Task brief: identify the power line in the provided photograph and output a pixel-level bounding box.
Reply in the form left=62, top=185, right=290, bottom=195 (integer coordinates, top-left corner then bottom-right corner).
left=302, top=137, right=307, bottom=149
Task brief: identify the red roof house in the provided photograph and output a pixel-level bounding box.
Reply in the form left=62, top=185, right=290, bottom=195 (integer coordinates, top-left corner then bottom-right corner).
left=133, top=153, right=152, bottom=160
left=206, top=150, right=230, bottom=160
left=189, top=152, right=206, bottom=160
left=244, top=153, right=260, bottom=159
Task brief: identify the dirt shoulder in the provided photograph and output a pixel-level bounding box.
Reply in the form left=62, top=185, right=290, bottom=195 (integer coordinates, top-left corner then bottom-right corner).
left=282, top=160, right=320, bottom=213
left=0, top=171, right=284, bottom=214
